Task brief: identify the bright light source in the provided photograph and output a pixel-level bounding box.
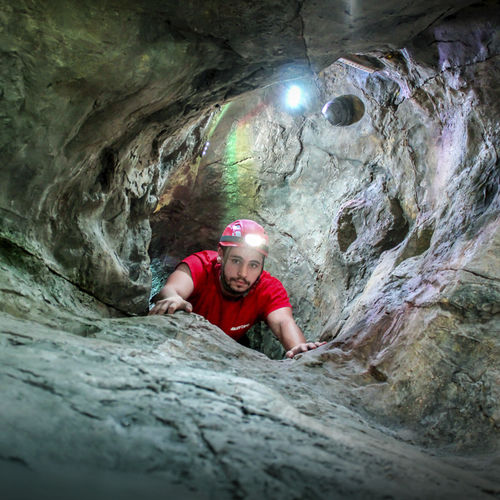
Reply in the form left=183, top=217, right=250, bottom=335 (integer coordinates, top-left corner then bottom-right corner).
left=286, top=85, right=302, bottom=108
left=244, top=234, right=265, bottom=248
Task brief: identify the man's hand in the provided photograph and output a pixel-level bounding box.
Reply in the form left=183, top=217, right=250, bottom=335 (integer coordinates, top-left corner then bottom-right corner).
left=266, top=308, right=327, bottom=359
left=148, top=265, right=194, bottom=316
left=285, top=341, right=326, bottom=359
left=148, top=296, right=193, bottom=315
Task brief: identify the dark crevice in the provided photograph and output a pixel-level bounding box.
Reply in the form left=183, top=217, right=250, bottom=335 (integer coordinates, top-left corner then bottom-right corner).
left=378, top=198, right=409, bottom=251
left=283, top=117, right=306, bottom=182
left=296, top=1, right=312, bottom=71
left=13, top=376, right=60, bottom=396
left=224, top=156, right=255, bottom=167
left=2, top=331, right=34, bottom=342
left=412, top=7, right=455, bottom=40
left=69, top=405, right=102, bottom=420
left=0, top=455, right=31, bottom=469
left=444, top=267, right=499, bottom=282
left=97, top=147, right=117, bottom=193
left=337, top=212, right=357, bottom=253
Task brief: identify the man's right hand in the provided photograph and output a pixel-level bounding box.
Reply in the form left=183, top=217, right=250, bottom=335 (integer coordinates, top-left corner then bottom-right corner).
left=148, top=265, right=194, bottom=316
left=148, top=296, right=193, bottom=315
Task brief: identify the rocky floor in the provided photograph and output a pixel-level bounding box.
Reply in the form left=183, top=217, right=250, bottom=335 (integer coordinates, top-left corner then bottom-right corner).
left=1, top=306, right=499, bottom=500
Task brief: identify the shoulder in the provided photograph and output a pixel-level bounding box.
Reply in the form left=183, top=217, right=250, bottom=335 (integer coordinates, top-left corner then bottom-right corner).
left=254, top=270, right=291, bottom=316
left=183, top=250, right=218, bottom=267
left=182, top=250, right=218, bottom=288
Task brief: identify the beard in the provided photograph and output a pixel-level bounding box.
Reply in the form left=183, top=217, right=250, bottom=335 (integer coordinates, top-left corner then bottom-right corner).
left=218, top=251, right=264, bottom=297
left=220, top=268, right=250, bottom=296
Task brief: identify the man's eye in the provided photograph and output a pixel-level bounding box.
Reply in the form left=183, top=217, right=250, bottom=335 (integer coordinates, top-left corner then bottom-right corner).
left=250, top=263, right=259, bottom=269
left=231, top=259, right=240, bottom=264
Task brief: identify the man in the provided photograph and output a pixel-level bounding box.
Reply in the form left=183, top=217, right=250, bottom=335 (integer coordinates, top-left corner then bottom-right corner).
left=149, top=219, right=324, bottom=358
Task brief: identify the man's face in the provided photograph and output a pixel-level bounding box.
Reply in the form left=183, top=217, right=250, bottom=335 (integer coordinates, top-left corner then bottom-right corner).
left=219, top=246, right=264, bottom=294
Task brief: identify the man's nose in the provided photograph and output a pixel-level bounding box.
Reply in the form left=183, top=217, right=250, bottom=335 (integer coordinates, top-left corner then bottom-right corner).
left=238, top=263, right=248, bottom=277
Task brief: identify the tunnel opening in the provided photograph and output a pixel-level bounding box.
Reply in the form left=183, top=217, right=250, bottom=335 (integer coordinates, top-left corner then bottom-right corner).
left=148, top=25, right=498, bottom=369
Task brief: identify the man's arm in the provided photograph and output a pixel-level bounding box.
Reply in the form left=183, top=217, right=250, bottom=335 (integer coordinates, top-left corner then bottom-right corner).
left=266, top=307, right=326, bottom=358
left=148, top=263, right=194, bottom=315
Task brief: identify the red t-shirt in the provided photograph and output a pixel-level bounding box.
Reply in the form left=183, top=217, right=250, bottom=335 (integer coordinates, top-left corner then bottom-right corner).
left=182, top=250, right=291, bottom=340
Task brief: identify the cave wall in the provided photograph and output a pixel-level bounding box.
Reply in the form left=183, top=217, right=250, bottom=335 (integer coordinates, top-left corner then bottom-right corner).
left=0, top=0, right=476, bottom=315
left=149, top=4, right=499, bottom=443
left=0, top=0, right=495, bottom=445
left=0, top=1, right=499, bottom=497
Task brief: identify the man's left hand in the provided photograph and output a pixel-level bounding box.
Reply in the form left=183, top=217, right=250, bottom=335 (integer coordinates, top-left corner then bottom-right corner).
left=285, top=341, right=326, bottom=359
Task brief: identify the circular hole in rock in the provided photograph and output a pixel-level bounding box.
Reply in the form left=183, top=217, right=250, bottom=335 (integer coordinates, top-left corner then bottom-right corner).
left=322, top=95, right=365, bottom=126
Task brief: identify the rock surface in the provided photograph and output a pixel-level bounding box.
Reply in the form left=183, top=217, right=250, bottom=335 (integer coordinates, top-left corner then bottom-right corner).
left=1, top=247, right=498, bottom=499
left=1, top=0, right=475, bottom=313
left=150, top=2, right=500, bottom=449
left=1, top=1, right=499, bottom=499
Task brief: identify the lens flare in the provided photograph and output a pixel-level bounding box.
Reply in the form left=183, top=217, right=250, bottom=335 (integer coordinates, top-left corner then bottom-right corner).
left=286, top=85, right=302, bottom=108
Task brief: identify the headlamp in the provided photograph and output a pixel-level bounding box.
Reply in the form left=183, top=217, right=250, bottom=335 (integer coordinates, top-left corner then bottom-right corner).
left=244, top=234, right=266, bottom=248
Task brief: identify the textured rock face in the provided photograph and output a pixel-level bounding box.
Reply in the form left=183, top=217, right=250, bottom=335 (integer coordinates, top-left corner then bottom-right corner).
left=149, top=4, right=500, bottom=446
left=1, top=1, right=499, bottom=498
left=1, top=0, right=475, bottom=313
left=1, top=259, right=498, bottom=500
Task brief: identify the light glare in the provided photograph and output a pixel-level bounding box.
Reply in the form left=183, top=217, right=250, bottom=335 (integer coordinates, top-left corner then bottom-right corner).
left=286, top=85, right=302, bottom=108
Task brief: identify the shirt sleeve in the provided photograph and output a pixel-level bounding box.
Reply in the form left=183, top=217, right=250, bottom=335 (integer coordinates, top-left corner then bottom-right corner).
left=261, top=276, right=292, bottom=319
left=181, top=251, right=211, bottom=290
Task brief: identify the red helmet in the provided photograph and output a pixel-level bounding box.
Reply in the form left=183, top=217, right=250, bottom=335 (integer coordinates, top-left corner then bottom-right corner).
left=219, top=219, right=269, bottom=257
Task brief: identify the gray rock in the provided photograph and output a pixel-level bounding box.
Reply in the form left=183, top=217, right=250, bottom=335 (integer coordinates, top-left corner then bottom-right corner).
left=0, top=1, right=499, bottom=499
left=0, top=286, right=497, bottom=499
left=0, top=0, right=477, bottom=312
left=149, top=3, right=500, bottom=448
